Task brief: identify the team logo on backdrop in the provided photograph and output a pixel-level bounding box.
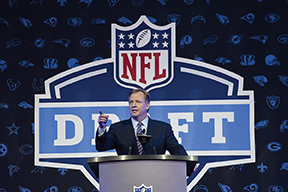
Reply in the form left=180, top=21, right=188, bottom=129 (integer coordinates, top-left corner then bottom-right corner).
left=35, top=16, right=255, bottom=191
left=113, top=18, right=173, bottom=90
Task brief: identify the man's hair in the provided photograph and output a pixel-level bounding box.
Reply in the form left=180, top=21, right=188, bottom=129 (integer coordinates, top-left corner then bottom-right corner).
left=128, top=88, right=151, bottom=103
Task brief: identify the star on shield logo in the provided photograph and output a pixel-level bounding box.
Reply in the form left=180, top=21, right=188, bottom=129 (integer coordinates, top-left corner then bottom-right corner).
left=134, top=184, right=153, bottom=192
left=112, top=15, right=175, bottom=91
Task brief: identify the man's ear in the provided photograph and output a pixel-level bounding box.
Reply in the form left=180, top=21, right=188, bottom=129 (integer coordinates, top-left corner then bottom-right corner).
left=146, top=102, right=150, bottom=111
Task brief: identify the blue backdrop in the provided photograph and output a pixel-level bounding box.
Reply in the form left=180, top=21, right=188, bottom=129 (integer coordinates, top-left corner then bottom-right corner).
left=0, top=0, right=287, bottom=192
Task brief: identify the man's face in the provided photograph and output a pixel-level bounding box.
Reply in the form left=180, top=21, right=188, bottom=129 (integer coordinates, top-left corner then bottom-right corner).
left=129, top=91, right=150, bottom=122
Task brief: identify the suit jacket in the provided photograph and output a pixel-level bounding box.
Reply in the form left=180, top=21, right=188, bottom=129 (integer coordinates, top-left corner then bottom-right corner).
left=96, top=118, right=187, bottom=155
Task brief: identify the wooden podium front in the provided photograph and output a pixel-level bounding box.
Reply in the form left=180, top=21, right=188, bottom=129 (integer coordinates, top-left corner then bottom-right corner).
left=88, top=155, right=197, bottom=192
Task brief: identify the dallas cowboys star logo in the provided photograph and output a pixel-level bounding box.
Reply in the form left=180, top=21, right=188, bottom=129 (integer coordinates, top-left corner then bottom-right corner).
left=6, top=122, right=21, bottom=136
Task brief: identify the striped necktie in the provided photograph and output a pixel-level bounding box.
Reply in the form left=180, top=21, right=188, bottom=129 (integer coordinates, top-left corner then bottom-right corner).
left=136, top=122, right=143, bottom=155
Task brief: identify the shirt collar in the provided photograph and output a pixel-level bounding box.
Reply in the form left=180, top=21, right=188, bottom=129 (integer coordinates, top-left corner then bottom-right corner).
left=131, top=116, right=149, bottom=129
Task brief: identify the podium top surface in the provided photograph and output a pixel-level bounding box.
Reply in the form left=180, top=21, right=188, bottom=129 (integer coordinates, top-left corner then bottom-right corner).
left=88, top=155, right=198, bottom=164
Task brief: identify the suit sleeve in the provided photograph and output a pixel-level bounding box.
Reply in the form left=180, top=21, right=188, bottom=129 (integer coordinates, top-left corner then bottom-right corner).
left=95, top=124, right=116, bottom=152
left=165, top=124, right=188, bottom=155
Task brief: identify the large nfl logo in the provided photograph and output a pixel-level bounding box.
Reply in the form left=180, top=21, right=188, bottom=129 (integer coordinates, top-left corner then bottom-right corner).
left=112, top=16, right=174, bottom=91
left=134, top=184, right=153, bottom=192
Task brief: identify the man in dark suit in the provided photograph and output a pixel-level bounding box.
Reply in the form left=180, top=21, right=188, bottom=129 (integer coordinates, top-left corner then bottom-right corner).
left=96, top=88, right=187, bottom=156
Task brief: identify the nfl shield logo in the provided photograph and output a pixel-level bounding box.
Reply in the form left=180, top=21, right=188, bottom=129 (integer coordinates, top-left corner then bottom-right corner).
left=134, top=184, right=153, bottom=192
left=112, top=15, right=174, bottom=91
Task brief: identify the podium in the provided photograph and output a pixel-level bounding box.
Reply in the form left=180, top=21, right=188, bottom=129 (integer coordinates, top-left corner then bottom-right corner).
left=88, top=155, right=198, bottom=192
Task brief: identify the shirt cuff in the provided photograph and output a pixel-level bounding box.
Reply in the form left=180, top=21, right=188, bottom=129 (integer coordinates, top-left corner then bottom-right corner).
left=98, top=126, right=106, bottom=137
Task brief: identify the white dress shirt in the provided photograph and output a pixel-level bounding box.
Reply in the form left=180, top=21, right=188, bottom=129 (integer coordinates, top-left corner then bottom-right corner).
left=131, top=116, right=149, bottom=136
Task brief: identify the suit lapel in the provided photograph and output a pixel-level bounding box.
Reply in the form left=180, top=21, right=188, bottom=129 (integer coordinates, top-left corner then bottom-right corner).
left=123, top=118, right=139, bottom=154
left=143, top=118, right=157, bottom=154
left=147, top=118, right=156, bottom=137
left=124, top=118, right=136, bottom=142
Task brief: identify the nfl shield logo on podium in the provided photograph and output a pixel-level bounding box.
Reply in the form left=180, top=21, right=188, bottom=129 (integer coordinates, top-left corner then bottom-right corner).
left=134, top=184, right=153, bottom=192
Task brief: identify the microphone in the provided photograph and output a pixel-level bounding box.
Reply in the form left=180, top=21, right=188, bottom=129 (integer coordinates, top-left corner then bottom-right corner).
left=128, top=146, right=132, bottom=155
left=128, top=139, right=157, bottom=155
left=128, top=127, right=145, bottom=155
left=128, top=139, right=138, bottom=155
left=143, top=130, right=156, bottom=154
left=128, top=129, right=157, bottom=155
left=137, top=134, right=157, bottom=155
left=150, top=140, right=157, bottom=155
